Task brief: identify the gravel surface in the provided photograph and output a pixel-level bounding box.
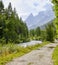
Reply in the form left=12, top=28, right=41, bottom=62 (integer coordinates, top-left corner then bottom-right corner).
left=6, top=43, right=58, bottom=65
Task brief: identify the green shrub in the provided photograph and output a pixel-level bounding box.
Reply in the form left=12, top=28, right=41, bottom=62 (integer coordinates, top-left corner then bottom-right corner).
left=52, top=45, right=58, bottom=65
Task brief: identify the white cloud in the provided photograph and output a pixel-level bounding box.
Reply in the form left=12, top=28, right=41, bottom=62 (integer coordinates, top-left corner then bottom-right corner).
left=2, top=0, right=52, bottom=20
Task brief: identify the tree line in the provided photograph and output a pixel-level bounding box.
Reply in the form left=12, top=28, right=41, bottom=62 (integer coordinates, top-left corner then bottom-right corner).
left=0, top=1, right=28, bottom=43
left=29, top=22, right=55, bottom=42
left=0, top=0, right=56, bottom=44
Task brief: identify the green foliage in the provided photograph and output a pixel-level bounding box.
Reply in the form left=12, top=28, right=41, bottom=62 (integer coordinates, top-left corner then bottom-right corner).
left=35, top=27, right=41, bottom=37
left=0, top=0, right=4, bottom=12
left=0, top=41, right=49, bottom=65
left=52, top=0, right=58, bottom=4
left=46, top=23, right=55, bottom=42
left=40, top=30, right=46, bottom=41
left=52, top=0, right=58, bottom=39
left=30, top=29, right=35, bottom=37
left=52, top=45, right=58, bottom=65
left=29, top=27, right=41, bottom=40
left=0, top=1, right=28, bottom=43
left=35, top=27, right=41, bottom=40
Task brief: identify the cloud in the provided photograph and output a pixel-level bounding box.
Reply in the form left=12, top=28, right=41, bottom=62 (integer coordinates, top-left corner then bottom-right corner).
left=33, top=2, right=39, bottom=6
left=2, top=0, right=52, bottom=20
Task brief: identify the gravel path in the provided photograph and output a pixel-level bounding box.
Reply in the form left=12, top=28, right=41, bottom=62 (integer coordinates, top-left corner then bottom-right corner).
left=6, top=43, right=58, bottom=65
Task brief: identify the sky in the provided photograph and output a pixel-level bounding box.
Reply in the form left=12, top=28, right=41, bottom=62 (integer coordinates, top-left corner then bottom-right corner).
left=2, top=0, right=52, bottom=21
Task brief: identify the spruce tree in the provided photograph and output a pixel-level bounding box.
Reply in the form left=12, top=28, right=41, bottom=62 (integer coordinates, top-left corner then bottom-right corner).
left=35, top=27, right=41, bottom=36
left=0, top=0, right=4, bottom=39
left=46, top=23, right=55, bottom=42
left=0, top=0, right=4, bottom=13
left=0, top=1, right=29, bottom=43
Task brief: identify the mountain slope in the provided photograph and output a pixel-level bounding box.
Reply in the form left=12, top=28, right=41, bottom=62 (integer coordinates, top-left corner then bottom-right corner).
left=25, top=3, right=55, bottom=29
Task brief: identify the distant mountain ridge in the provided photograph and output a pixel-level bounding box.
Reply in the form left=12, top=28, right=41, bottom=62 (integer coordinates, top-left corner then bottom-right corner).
left=25, top=3, right=55, bottom=30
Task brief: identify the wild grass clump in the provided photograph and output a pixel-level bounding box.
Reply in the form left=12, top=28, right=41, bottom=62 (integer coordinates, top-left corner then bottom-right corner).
left=52, top=45, right=58, bottom=65
left=0, top=41, right=49, bottom=65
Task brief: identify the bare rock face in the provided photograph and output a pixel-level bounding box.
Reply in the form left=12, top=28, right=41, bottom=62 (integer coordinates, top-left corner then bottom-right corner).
left=25, top=3, right=55, bottom=30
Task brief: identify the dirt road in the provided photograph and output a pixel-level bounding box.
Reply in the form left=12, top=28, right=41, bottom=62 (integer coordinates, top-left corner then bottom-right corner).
left=6, top=43, right=58, bottom=65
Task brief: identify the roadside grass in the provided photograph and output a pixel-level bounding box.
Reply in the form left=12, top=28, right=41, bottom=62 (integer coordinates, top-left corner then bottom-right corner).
left=52, top=45, right=58, bottom=65
left=0, top=41, right=49, bottom=65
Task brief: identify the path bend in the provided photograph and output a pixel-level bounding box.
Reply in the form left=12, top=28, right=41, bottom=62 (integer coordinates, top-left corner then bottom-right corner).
left=6, top=43, right=58, bottom=65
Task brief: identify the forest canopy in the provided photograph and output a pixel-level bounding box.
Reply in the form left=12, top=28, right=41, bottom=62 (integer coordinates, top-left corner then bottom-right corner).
left=0, top=1, right=28, bottom=43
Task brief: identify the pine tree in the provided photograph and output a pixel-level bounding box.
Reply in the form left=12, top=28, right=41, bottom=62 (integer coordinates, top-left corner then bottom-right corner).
left=0, top=0, right=4, bottom=13
left=0, top=1, right=29, bottom=43
left=35, top=27, right=41, bottom=36
left=0, top=0, right=4, bottom=39
left=46, top=23, right=55, bottom=42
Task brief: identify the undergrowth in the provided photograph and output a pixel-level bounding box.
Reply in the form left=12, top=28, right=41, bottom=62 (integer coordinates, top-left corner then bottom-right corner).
left=52, top=45, right=58, bottom=65
left=0, top=41, right=49, bottom=65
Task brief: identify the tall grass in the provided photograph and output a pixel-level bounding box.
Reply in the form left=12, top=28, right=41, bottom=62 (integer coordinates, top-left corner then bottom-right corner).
left=52, top=45, right=58, bottom=65
left=0, top=42, right=49, bottom=65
